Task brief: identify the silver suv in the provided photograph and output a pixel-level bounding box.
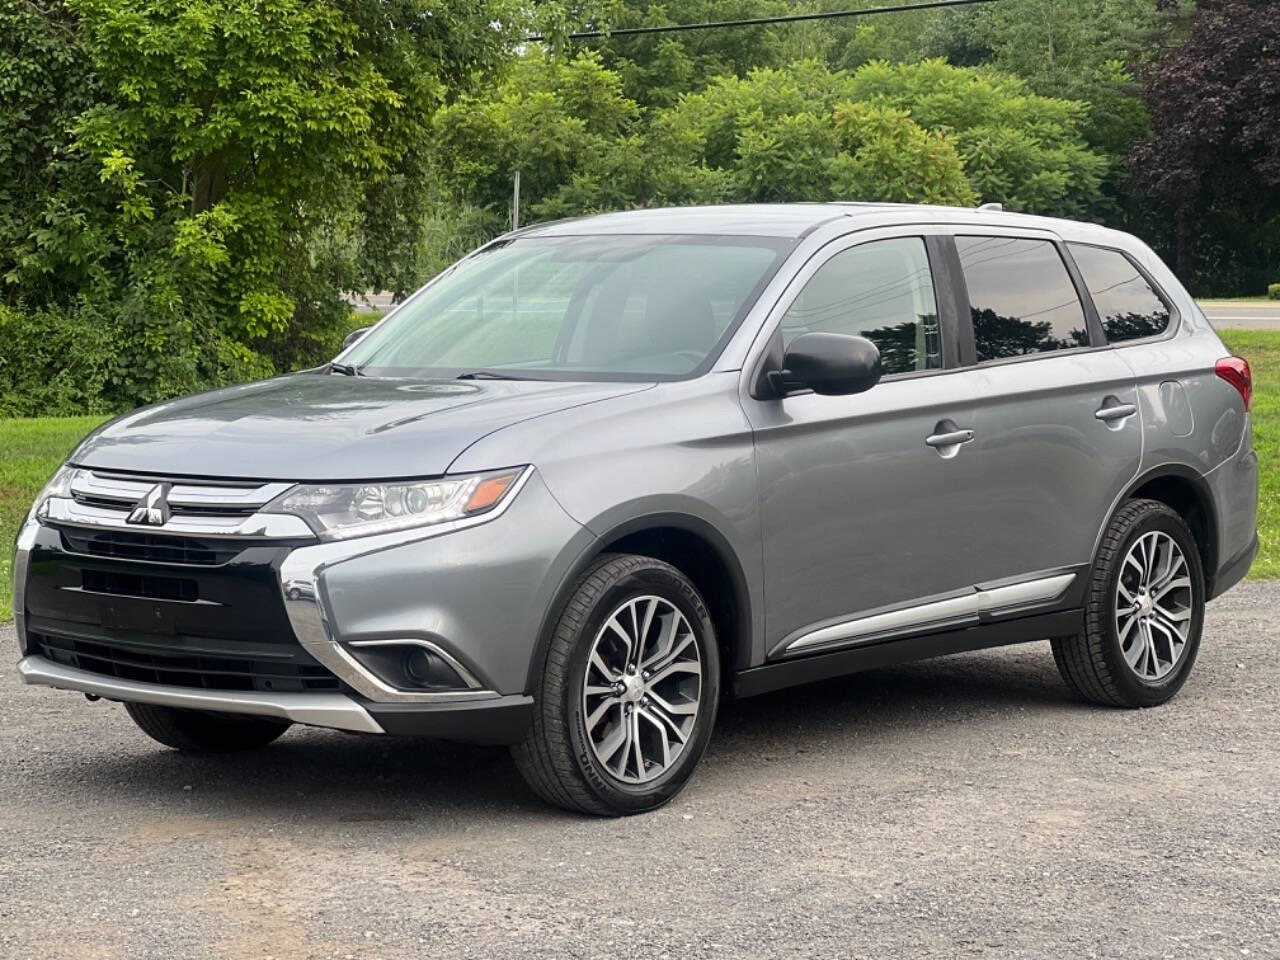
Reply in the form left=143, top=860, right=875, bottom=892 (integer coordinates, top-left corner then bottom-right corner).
left=14, top=204, right=1258, bottom=815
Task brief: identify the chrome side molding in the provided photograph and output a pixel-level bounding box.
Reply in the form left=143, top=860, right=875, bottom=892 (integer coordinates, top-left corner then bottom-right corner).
left=18, top=656, right=385, bottom=734
left=781, top=572, right=1077, bottom=656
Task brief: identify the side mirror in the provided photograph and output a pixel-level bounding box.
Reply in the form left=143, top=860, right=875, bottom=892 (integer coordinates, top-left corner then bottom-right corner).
left=342, top=326, right=372, bottom=350
left=770, top=332, right=882, bottom=398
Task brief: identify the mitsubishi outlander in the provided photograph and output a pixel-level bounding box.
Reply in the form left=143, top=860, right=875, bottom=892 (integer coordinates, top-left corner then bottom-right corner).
left=13, top=204, right=1258, bottom=814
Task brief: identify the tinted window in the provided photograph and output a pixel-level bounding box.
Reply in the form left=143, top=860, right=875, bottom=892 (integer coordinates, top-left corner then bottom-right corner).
left=956, top=236, right=1089, bottom=362
left=781, top=237, right=941, bottom=375
left=1068, top=243, right=1171, bottom=343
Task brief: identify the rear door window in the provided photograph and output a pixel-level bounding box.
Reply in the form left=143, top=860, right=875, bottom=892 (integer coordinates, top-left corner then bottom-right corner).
left=955, top=236, right=1090, bottom=362
left=781, top=237, right=942, bottom=376
left=1068, top=243, right=1172, bottom=343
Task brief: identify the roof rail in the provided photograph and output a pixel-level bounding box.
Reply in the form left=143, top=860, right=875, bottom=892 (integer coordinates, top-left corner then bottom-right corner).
left=977, top=202, right=1004, bottom=212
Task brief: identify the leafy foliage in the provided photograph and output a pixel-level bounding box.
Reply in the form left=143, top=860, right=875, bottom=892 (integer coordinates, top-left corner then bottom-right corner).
left=434, top=57, right=1105, bottom=218
left=848, top=59, right=1106, bottom=216
left=0, top=0, right=516, bottom=415
left=1128, top=0, right=1280, bottom=292
left=2, top=0, right=1277, bottom=418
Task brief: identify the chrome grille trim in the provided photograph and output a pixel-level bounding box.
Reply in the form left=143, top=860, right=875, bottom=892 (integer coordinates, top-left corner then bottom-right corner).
left=70, top=470, right=292, bottom=510
left=40, top=497, right=314, bottom=539
left=37, top=469, right=311, bottom=539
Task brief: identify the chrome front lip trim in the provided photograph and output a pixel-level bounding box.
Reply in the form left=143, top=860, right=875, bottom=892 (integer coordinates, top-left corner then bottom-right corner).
left=279, top=467, right=534, bottom=704
left=18, top=655, right=385, bottom=734
left=39, top=497, right=315, bottom=539
left=782, top=572, right=1077, bottom=656
left=12, top=517, right=38, bottom=653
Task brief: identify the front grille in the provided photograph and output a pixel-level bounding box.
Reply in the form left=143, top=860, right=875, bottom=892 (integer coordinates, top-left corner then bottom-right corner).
left=61, top=530, right=243, bottom=566
left=35, top=632, right=340, bottom=693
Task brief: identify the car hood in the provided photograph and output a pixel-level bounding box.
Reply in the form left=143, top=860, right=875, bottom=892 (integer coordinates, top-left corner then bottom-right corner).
left=72, top=373, right=652, bottom=481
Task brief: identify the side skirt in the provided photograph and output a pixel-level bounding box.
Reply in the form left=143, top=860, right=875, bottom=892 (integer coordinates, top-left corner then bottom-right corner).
left=732, top=609, right=1083, bottom=699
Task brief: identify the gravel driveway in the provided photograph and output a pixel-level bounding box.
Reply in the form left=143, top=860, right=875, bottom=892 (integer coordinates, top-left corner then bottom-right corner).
left=2, top=584, right=1277, bottom=959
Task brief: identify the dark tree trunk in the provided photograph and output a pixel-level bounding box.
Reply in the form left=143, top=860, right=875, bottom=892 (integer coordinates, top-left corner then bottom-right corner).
left=191, top=158, right=229, bottom=214
left=1175, top=205, right=1197, bottom=288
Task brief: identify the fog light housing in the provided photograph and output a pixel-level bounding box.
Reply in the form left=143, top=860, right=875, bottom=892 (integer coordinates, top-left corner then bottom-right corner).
left=344, top=639, right=478, bottom=692
left=402, top=647, right=460, bottom=688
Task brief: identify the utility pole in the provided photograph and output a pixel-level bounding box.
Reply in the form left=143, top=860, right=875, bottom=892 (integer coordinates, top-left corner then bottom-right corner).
left=513, top=170, right=521, bottom=231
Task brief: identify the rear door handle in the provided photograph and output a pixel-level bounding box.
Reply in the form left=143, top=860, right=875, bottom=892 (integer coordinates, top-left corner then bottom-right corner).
left=1095, top=402, right=1137, bottom=422
left=925, top=428, right=975, bottom=448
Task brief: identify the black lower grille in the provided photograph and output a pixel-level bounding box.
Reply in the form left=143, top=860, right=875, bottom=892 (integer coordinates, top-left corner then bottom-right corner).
left=60, top=530, right=243, bottom=566
left=35, top=632, right=340, bottom=693
left=82, top=568, right=198, bottom=602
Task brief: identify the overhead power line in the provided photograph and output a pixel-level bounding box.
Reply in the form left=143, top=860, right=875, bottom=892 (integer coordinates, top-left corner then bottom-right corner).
left=525, top=0, right=1002, bottom=43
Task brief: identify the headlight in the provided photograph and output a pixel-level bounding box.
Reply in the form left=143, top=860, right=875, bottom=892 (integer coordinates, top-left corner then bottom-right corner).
left=30, top=464, right=79, bottom=521
left=263, top=467, right=527, bottom=541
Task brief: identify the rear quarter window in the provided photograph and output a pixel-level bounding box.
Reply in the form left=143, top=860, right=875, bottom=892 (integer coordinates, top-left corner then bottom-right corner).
left=1067, top=243, right=1172, bottom=343
left=955, top=236, right=1090, bottom=362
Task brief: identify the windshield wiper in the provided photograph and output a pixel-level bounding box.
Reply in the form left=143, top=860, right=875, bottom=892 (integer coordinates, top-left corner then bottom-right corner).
left=455, top=370, right=532, bottom=381
left=330, top=361, right=364, bottom=377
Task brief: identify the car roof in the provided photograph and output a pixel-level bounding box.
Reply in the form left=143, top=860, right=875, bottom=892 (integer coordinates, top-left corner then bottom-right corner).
left=515, top=203, right=1129, bottom=246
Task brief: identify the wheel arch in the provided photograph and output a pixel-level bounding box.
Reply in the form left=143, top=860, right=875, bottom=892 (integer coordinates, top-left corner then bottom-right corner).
left=524, top=512, right=755, bottom=696
left=1120, top=464, right=1218, bottom=581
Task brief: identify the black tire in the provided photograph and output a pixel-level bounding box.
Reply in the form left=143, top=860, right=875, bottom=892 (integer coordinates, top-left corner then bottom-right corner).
left=1051, top=498, right=1205, bottom=708
left=512, top=554, right=721, bottom=816
left=124, top=702, right=291, bottom=752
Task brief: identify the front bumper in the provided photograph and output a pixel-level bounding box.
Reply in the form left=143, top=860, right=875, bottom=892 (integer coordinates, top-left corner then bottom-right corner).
left=19, top=654, right=383, bottom=732
left=18, top=655, right=536, bottom=742
left=13, top=469, right=587, bottom=743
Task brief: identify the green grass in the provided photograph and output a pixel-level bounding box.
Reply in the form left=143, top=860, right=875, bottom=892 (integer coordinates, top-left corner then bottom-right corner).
left=0, top=333, right=1277, bottom=622
left=1, top=416, right=108, bottom=620
left=1220, top=330, right=1279, bottom=579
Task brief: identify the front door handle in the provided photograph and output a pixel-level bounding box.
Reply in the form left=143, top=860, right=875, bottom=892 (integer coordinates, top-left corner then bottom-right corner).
left=925, top=428, right=976, bottom=449
left=1095, top=402, right=1137, bottom=422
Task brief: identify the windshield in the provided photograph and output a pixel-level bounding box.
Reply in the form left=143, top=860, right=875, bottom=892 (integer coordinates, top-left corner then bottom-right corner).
left=343, top=234, right=792, bottom=380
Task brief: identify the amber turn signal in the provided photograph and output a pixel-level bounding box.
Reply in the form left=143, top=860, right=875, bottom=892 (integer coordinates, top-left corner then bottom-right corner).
left=465, top=471, right=520, bottom=513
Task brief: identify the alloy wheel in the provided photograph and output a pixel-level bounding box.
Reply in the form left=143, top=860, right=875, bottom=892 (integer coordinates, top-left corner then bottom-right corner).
left=581, top=595, right=703, bottom=783
left=1115, top=531, right=1194, bottom=682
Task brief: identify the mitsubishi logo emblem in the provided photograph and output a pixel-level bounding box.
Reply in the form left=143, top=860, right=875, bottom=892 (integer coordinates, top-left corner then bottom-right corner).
left=126, top=482, right=172, bottom=526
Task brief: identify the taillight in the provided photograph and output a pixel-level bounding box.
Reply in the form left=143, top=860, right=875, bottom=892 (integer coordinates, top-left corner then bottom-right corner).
left=1215, top=356, right=1253, bottom=412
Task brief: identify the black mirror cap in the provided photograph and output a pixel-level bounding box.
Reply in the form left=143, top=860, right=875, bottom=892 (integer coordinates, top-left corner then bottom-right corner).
left=342, top=326, right=372, bottom=350
left=781, top=332, right=883, bottom=397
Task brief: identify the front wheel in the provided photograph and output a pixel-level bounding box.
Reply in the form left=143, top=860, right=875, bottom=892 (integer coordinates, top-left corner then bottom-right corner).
left=1052, top=498, right=1205, bottom=708
left=513, top=554, right=721, bottom=815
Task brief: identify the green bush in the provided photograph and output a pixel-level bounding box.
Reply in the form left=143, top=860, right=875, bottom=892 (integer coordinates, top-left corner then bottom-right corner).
left=0, top=0, right=517, bottom=417
left=0, top=305, right=117, bottom=418
left=1269, top=283, right=1280, bottom=301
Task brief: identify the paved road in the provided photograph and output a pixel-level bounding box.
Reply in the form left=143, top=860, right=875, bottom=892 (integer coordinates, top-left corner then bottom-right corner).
left=3, top=584, right=1278, bottom=959
left=1200, top=301, right=1280, bottom=331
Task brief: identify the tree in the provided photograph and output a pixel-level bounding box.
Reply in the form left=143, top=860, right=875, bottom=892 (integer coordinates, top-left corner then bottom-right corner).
left=0, top=0, right=518, bottom=414
left=432, top=51, right=643, bottom=219
left=847, top=59, right=1107, bottom=218
left=652, top=59, right=1102, bottom=214
left=1129, top=0, right=1280, bottom=289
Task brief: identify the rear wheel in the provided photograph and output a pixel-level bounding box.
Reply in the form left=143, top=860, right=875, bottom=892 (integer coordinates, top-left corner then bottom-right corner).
left=1052, top=498, right=1205, bottom=708
left=124, top=702, right=291, bottom=752
left=512, top=554, right=721, bottom=815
